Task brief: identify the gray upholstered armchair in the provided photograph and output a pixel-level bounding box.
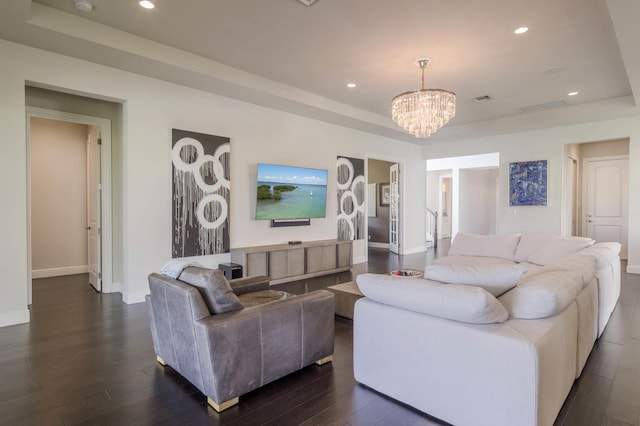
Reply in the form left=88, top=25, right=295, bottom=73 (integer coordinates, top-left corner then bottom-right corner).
left=146, top=267, right=335, bottom=412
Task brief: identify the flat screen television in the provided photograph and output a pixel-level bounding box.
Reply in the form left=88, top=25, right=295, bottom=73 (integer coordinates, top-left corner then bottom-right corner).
left=255, top=163, right=328, bottom=220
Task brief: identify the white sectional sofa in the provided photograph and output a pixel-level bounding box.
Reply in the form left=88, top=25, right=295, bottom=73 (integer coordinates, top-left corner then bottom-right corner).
left=353, top=233, right=621, bottom=426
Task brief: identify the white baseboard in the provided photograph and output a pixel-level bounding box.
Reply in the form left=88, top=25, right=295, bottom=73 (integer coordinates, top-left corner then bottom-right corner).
left=368, top=242, right=389, bottom=249
left=353, top=255, right=367, bottom=265
left=402, top=246, right=427, bottom=255
left=123, top=290, right=148, bottom=305
left=32, top=265, right=89, bottom=279
left=626, top=265, right=640, bottom=274
left=103, top=281, right=123, bottom=294
left=0, top=309, right=30, bottom=327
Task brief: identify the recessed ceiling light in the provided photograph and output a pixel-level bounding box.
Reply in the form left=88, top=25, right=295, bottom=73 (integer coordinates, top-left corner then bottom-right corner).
left=139, top=0, right=155, bottom=9
left=74, top=0, right=93, bottom=12
left=544, top=65, right=566, bottom=74
left=514, top=27, right=529, bottom=35
left=347, top=83, right=356, bottom=88
left=568, top=91, right=579, bottom=96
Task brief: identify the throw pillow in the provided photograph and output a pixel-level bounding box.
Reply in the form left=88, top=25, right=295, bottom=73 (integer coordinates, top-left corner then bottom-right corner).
left=498, top=267, right=584, bottom=319
left=178, top=267, right=244, bottom=314
left=448, top=232, right=521, bottom=260
left=356, top=273, right=508, bottom=324
left=424, top=264, right=526, bottom=297
left=527, top=236, right=594, bottom=266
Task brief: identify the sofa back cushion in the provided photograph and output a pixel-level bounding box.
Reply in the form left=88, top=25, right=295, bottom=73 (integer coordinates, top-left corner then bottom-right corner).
left=514, top=234, right=594, bottom=265
left=356, top=273, right=508, bottom=324
left=448, top=232, right=521, bottom=260
left=179, top=267, right=244, bottom=314
left=498, top=267, right=585, bottom=319
left=424, top=264, right=526, bottom=297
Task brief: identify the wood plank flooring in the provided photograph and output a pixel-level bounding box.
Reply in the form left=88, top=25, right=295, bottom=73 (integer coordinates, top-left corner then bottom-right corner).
left=0, top=245, right=639, bottom=425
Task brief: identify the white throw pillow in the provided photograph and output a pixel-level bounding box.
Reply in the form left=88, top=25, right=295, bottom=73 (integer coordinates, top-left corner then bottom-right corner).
left=424, top=264, right=526, bottom=297
left=576, top=242, right=621, bottom=269
left=356, top=273, right=508, bottom=324
left=527, top=236, right=594, bottom=266
left=448, top=232, right=521, bottom=260
left=433, top=255, right=516, bottom=267
left=513, top=234, right=557, bottom=263
left=498, top=268, right=584, bottom=319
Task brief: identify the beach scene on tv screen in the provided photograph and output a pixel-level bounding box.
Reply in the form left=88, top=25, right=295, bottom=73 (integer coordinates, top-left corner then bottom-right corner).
left=256, top=164, right=328, bottom=220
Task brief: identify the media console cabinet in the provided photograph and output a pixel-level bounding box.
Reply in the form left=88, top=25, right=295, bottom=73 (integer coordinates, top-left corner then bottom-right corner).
left=230, top=239, right=352, bottom=284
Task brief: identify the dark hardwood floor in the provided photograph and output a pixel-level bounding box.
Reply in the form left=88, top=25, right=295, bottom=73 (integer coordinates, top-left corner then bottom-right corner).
left=1, top=244, right=639, bottom=425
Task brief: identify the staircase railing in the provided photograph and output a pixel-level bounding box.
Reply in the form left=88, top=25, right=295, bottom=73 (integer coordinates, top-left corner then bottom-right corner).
left=426, top=208, right=438, bottom=249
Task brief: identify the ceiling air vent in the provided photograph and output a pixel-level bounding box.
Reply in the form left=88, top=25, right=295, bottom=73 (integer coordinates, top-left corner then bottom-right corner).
left=473, top=95, right=492, bottom=103
left=517, top=100, right=567, bottom=113
left=297, top=0, right=318, bottom=5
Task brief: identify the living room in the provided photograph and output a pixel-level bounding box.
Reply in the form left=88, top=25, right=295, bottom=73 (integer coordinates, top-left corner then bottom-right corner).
left=1, top=0, right=640, bottom=424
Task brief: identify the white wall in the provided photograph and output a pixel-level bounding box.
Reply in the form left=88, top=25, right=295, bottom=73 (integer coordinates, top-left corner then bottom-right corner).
left=459, top=168, right=498, bottom=235
left=30, top=117, right=88, bottom=277
left=0, top=39, right=426, bottom=326
left=424, top=118, right=640, bottom=274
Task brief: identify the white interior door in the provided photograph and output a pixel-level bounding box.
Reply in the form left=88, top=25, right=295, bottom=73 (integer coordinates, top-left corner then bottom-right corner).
left=389, top=163, right=400, bottom=254
left=87, top=126, right=102, bottom=291
left=583, top=157, right=628, bottom=259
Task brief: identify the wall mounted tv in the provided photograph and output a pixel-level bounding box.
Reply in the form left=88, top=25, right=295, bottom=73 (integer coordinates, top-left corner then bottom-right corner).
left=255, top=163, right=328, bottom=220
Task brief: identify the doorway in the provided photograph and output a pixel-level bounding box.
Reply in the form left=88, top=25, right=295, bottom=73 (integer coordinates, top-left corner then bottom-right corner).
left=426, top=152, right=500, bottom=240
left=366, top=157, right=402, bottom=254
left=564, top=139, right=629, bottom=259
left=26, top=107, right=113, bottom=304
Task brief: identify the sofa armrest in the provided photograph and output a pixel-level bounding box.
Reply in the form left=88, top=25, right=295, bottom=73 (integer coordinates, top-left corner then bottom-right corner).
left=229, top=275, right=270, bottom=295
left=193, top=290, right=335, bottom=403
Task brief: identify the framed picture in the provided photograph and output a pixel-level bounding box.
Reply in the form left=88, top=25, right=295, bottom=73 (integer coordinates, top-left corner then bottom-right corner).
left=509, top=160, right=547, bottom=206
left=379, top=182, right=390, bottom=206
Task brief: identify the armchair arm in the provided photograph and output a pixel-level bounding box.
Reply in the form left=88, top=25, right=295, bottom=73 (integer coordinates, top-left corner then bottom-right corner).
left=193, top=290, right=335, bottom=404
left=229, top=275, right=270, bottom=295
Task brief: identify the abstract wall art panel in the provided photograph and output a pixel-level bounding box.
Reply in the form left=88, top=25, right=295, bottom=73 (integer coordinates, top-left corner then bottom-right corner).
left=509, top=160, right=548, bottom=206
left=337, top=156, right=365, bottom=240
left=172, top=129, right=230, bottom=258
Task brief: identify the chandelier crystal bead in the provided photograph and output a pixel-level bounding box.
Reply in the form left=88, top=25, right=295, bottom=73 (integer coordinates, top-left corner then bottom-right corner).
left=391, top=59, right=456, bottom=138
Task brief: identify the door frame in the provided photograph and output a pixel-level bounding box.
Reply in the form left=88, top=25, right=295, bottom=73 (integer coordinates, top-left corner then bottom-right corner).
left=366, top=154, right=405, bottom=257
left=581, top=154, right=628, bottom=258
left=438, top=174, right=453, bottom=238
left=26, top=107, right=113, bottom=303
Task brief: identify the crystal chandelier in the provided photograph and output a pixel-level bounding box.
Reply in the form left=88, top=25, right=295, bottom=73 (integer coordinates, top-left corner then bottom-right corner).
left=391, top=59, right=456, bottom=138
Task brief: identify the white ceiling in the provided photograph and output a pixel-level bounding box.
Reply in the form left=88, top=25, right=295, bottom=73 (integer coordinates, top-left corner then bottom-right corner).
left=1, top=0, right=639, bottom=144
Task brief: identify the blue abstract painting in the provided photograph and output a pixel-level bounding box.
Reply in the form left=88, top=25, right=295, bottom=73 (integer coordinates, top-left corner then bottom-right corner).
left=509, top=160, right=547, bottom=206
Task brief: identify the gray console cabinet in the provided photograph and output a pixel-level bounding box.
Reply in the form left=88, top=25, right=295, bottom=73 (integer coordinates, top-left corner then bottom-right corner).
left=231, top=239, right=353, bottom=284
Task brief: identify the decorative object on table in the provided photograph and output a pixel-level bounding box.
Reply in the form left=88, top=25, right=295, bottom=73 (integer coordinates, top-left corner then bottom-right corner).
left=337, top=156, right=365, bottom=240
left=389, top=269, right=424, bottom=278
left=391, top=58, right=456, bottom=138
left=509, top=160, right=548, bottom=206
left=379, top=182, right=391, bottom=206
left=171, top=129, right=230, bottom=258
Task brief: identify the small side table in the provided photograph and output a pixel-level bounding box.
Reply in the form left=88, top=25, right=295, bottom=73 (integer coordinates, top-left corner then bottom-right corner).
left=219, top=263, right=243, bottom=280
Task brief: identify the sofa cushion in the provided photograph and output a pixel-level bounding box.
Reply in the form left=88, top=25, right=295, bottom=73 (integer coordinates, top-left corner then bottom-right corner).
left=178, top=267, right=244, bottom=314
left=238, top=290, right=295, bottom=307
left=448, top=232, right=521, bottom=260
left=434, top=255, right=516, bottom=267
left=424, top=264, right=525, bottom=297
left=498, top=267, right=584, bottom=319
left=523, top=236, right=594, bottom=266
left=576, top=242, right=621, bottom=269
left=356, top=273, right=508, bottom=324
